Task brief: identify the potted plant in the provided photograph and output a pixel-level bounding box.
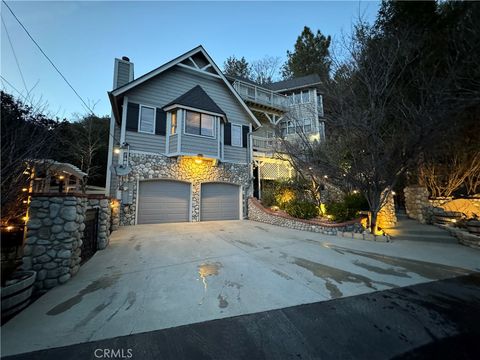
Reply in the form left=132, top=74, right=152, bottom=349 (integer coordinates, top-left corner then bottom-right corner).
left=1, top=224, right=36, bottom=322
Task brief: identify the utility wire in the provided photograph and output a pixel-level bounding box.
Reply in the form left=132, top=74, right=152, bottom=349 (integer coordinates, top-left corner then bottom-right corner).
left=2, top=0, right=121, bottom=145
left=2, top=0, right=95, bottom=116
left=1, top=15, right=29, bottom=99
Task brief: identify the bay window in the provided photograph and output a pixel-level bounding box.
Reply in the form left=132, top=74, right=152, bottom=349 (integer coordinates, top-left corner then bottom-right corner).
left=185, top=111, right=215, bottom=137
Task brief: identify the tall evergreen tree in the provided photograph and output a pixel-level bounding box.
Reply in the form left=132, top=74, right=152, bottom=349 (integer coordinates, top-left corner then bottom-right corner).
left=282, top=26, right=331, bottom=81
left=223, top=56, right=251, bottom=79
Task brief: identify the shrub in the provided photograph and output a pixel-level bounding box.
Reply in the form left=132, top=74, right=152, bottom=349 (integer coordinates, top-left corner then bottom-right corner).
left=326, top=193, right=369, bottom=222
left=260, top=186, right=277, bottom=207
left=325, top=201, right=351, bottom=222
left=344, top=193, right=369, bottom=212
left=284, top=200, right=318, bottom=219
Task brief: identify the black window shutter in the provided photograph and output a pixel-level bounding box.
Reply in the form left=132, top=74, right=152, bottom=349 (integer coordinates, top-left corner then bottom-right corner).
left=126, top=102, right=139, bottom=131
left=242, top=125, right=249, bottom=148
left=224, top=123, right=231, bottom=146
left=155, top=109, right=166, bottom=136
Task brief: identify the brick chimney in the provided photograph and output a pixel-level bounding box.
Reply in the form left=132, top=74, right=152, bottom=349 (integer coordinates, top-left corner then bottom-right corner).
left=113, top=56, right=134, bottom=89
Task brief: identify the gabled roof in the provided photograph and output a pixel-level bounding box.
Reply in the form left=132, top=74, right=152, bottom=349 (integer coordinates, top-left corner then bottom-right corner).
left=108, top=45, right=261, bottom=127
left=266, top=74, right=322, bottom=92
left=164, top=85, right=226, bottom=116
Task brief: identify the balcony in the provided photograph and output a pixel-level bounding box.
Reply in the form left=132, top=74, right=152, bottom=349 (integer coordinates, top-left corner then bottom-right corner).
left=252, top=135, right=285, bottom=153
left=233, top=80, right=288, bottom=112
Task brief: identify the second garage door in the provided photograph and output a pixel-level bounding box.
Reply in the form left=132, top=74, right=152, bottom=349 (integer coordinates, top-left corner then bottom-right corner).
left=137, top=180, right=190, bottom=224
left=200, top=183, right=240, bottom=221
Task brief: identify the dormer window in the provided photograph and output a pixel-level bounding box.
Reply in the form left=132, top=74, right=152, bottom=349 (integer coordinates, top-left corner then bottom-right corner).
left=185, top=110, right=215, bottom=138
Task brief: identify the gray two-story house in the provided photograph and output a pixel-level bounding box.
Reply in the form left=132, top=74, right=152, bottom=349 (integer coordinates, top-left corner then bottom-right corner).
left=106, top=46, right=260, bottom=225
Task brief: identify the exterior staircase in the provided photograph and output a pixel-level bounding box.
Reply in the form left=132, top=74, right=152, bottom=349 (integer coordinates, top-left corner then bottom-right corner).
left=384, top=212, right=457, bottom=244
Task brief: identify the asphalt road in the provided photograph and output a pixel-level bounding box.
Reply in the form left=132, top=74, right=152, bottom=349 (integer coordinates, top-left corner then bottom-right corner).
left=5, top=273, right=480, bottom=360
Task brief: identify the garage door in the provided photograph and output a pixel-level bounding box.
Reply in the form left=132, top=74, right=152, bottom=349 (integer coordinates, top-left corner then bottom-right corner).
left=138, top=180, right=190, bottom=224
left=201, top=183, right=240, bottom=221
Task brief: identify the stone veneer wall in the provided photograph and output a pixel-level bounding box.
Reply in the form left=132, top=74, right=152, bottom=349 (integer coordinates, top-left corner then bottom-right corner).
left=120, top=153, right=251, bottom=225
left=247, top=198, right=392, bottom=242
left=377, top=191, right=397, bottom=229
left=22, top=194, right=113, bottom=290
left=404, top=186, right=430, bottom=223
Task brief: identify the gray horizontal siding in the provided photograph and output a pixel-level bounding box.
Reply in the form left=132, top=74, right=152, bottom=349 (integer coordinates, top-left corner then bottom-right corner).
left=126, top=131, right=165, bottom=154
left=223, top=145, right=247, bottom=163
left=125, top=66, right=252, bottom=127
left=181, top=134, right=218, bottom=157
left=169, top=134, right=178, bottom=153
left=116, top=61, right=130, bottom=88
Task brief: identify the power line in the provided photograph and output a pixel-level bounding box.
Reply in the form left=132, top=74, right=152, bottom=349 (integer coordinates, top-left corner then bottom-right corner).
left=1, top=15, right=29, bottom=98
left=2, top=0, right=95, bottom=116
left=1, top=0, right=121, bottom=145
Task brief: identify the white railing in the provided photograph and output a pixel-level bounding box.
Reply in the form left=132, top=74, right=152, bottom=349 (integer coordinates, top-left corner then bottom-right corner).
left=233, top=81, right=288, bottom=110
left=252, top=136, right=284, bottom=151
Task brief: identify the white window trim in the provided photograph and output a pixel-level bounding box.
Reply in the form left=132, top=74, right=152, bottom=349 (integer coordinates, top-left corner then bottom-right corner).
left=138, top=105, right=156, bottom=134
left=183, top=110, right=217, bottom=139
left=231, top=124, right=242, bottom=147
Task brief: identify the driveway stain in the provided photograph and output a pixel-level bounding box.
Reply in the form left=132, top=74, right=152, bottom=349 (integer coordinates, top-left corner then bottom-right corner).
left=74, top=292, right=117, bottom=330
left=47, top=274, right=120, bottom=316
left=272, top=269, right=293, bottom=280
left=217, top=294, right=229, bottom=308
left=236, top=240, right=257, bottom=248
left=326, top=245, right=470, bottom=279
left=255, top=226, right=269, bottom=232
left=353, top=260, right=411, bottom=278
left=134, top=243, right=141, bottom=251
left=105, top=291, right=137, bottom=323
left=292, top=257, right=395, bottom=298
left=198, top=262, right=223, bottom=305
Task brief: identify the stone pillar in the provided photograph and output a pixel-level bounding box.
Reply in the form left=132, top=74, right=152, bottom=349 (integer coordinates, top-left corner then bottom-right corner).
left=404, top=186, right=430, bottom=223
left=377, top=190, right=397, bottom=229
left=22, top=195, right=85, bottom=290
left=110, top=199, right=120, bottom=231
left=86, top=197, right=112, bottom=249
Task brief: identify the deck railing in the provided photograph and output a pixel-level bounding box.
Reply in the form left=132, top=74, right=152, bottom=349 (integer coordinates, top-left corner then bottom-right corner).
left=233, top=81, right=288, bottom=110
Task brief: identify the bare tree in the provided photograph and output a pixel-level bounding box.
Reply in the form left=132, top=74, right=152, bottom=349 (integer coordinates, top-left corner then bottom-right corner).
left=279, top=19, right=473, bottom=233
left=251, top=56, right=282, bottom=85
left=1, top=91, right=57, bottom=225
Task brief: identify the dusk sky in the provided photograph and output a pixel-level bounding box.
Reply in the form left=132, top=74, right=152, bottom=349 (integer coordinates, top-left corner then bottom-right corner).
left=1, top=1, right=380, bottom=119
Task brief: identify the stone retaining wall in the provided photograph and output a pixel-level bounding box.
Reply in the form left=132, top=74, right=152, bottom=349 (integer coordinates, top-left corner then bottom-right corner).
left=248, top=198, right=389, bottom=242
left=22, top=193, right=114, bottom=291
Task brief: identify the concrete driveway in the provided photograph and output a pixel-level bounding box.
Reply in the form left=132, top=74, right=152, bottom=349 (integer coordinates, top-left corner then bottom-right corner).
left=2, top=220, right=479, bottom=356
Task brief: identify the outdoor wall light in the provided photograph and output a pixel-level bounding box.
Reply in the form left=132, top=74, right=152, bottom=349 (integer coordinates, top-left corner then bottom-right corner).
left=114, top=148, right=121, bottom=154
left=58, top=175, right=65, bottom=180
left=21, top=188, right=28, bottom=192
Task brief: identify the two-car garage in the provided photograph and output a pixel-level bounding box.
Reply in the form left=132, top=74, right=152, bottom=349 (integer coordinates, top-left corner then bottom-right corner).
left=137, top=180, right=241, bottom=224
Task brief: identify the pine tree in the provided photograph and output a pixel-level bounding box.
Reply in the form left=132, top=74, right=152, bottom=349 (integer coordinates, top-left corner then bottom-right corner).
left=223, top=56, right=251, bottom=79
left=282, top=26, right=331, bottom=81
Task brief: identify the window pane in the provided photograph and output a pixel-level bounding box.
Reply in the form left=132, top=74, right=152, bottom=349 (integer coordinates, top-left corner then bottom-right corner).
left=140, top=107, right=155, bottom=133
left=294, top=92, right=301, bottom=104
left=232, top=125, right=242, bottom=146
left=186, top=111, right=201, bottom=135
left=201, top=114, right=214, bottom=137
left=302, top=90, right=310, bottom=103
left=170, top=111, right=177, bottom=134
